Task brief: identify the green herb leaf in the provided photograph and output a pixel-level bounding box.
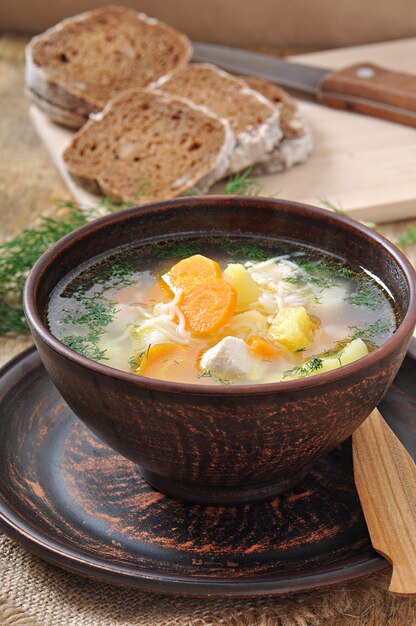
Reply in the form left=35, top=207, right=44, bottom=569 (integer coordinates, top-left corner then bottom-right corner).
left=344, top=286, right=383, bottom=309
left=349, top=319, right=391, bottom=340
left=152, top=242, right=198, bottom=259
left=61, top=334, right=108, bottom=361
left=0, top=195, right=140, bottom=336
left=397, top=225, right=416, bottom=247
left=197, top=370, right=212, bottom=379
left=219, top=242, right=270, bottom=262
left=223, top=168, right=262, bottom=196
left=183, top=187, right=204, bottom=196
left=283, top=355, right=323, bottom=379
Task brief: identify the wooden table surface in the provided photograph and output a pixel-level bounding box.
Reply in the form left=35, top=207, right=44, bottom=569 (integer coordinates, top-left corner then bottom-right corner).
left=1, top=34, right=416, bottom=626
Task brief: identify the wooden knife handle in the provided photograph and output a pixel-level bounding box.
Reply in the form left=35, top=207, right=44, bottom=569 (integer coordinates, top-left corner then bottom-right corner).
left=318, top=63, right=416, bottom=127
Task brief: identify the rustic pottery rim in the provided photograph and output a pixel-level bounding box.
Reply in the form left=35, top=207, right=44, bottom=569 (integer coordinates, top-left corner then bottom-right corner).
left=23, top=195, right=416, bottom=395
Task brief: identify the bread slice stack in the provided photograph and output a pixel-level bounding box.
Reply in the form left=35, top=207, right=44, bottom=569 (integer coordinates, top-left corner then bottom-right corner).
left=26, top=6, right=192, bottom=128
left=26, top=7, right=312, bottom=202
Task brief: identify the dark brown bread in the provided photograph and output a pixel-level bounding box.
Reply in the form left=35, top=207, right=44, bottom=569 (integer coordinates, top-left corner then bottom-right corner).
left=155, top=64, right=282, bottom=174
left=63, top=89, right=234, bottom=201
left=26, top=7, right=192, bottom=127
left=240, top=75, right=313, bottom=175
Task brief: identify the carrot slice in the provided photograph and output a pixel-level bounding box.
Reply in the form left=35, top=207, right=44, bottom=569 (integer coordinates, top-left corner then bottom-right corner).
left=131, top=343, right=182, bottom=376
left=179, top=276, right=237, bottom=337
left=246, top=335, right=280, bottom=359
left=146, top=278, right=174, bottom=304
left=163, top=254, right=221, bottom=291
left=131, top=343, right=204, bottom=382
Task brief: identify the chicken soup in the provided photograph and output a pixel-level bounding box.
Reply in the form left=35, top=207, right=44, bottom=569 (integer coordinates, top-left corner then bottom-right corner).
left=48, top=235, right=398, bottom=385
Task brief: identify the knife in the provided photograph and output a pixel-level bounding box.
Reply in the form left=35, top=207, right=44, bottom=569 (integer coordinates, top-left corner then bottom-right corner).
left=192, top=42, right=416, bottom=127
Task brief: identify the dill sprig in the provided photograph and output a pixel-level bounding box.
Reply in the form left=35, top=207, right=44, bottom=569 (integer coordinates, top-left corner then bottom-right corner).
left=0, top=195, right=139, bottom=336
left=319, top=197, right=347, bottom=215
left=284, top=257, right=355, bottom=291
left=197, top=370, right=212, bottom=379
left=321, top=319, right=392, bottom=361
left=344, top=284, right=383, bottom=309
left=183, top=168, right=263, bottom=197
left=350, top=319, right=392, bottom=340
left=152, top=242, right=198, bottom=259
left=61, top=334, right=108, bottom=361
left=223, top=168, right=263, bottom=196
left=183, top=187, right=204, bottom=197
left=197, top=369, right=231, bottom=384
left=283, top=355, right=323, bottom=379
left=220, top=242, right=270, bottom=262
left=322, top=340, right=351, bottom=360
left=397, top=225, right=416, bottom=247
left=318, top=197, right=376, bottom=230
left=129, top=344, right=152, bottom=374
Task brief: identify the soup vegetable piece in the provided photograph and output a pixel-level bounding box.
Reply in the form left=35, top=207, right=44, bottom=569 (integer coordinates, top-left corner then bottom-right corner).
left=48, top=236, right=398, bottom=385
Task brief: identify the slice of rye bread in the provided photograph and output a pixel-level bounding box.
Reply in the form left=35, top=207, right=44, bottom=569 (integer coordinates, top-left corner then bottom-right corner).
left=62, top=89, right=235, bottom=202
left=240, top=76, right=313, bottom=175
left=154, top=64, right=282, bottom=175
left=25, top=6, right=192, bottom=129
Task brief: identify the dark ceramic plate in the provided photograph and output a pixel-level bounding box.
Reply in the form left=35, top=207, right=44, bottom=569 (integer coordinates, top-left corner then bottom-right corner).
left=0, top=345, right=415, bottom=597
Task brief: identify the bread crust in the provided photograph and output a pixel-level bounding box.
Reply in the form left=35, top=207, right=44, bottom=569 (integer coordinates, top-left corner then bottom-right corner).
left=240, top=75, right=313, bottom=175
left=25, top=7, right=192, bottom=128
left=25, top=87, right=89, bottom=129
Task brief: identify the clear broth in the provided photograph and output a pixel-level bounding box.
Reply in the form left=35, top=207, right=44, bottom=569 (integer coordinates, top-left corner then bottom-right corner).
left=48, top=235, right=399, bottom=385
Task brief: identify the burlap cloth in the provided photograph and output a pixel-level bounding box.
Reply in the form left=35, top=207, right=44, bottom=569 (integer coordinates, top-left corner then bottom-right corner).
left=0, top=340, right=415, bottom=626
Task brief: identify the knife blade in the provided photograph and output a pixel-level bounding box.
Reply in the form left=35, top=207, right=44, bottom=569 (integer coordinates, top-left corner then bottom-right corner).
left=192, top=41, right=416, bottom=127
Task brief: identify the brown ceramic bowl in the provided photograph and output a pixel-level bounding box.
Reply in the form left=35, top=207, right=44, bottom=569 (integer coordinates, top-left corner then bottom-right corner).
left=23, top=196, right=416, bottom=505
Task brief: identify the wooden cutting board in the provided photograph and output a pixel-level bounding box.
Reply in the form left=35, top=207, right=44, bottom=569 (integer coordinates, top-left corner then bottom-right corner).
left=30, top=38, right=416, bottom=223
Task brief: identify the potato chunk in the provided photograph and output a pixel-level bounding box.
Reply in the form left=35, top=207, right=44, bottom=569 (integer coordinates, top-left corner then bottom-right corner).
left=268, top=305, right=314, bottom=352
left=223, top=263, right=261, bottom=311
left=309, top=338, right=370, bottom=376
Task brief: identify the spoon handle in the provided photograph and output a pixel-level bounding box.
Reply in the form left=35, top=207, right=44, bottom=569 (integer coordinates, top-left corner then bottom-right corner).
left=352, top=408, right=416, bottom=595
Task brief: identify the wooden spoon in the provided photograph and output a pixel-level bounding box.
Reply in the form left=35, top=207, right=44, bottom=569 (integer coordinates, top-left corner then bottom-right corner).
left=353, top=408, right=416, bottom=595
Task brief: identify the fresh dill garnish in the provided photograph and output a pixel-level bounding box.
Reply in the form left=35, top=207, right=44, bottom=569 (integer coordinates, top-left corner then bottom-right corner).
left=197, top=370, right=231, bottom=384
left=344, top=284, right=383, bottom=309
left=217, top=376, right=232, bottom=384
left=61, top=334, right=108, bottom=361
left=0, top=195, right=139, bottom=336
left=152, top=242, right=198, bottom=259
left=349, top=319, right=391, bottom=339
left=318, top=197, right=376, bottom=230
left=322, top=340, right=351, bottom=359
left=61, top=291, right=118, bottom=361
left=286, top=257, right=354, bottom=291
left=319, top=197, right=347, bottom=215
left=282, top=355, right=323, bottom=379
left=219, top=242, right=270, bottom=262
left=222, top=168, right=262, bottom=196
left=197, top=370, right=212, bottom=379
left=283, top=275, right=305, bottom=286
left=183, top=187, right=204, bottom=196
left=0, top=301, right=29, bottom=334
left=397, top=225, right=416, bottom=247
left=129, top=344, right=152, bottom=373
left=295, top=347, right=306, bottom=352
left=320, top=319, right=392, bottom=361
left=63, top=299, right=117, bottom=329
